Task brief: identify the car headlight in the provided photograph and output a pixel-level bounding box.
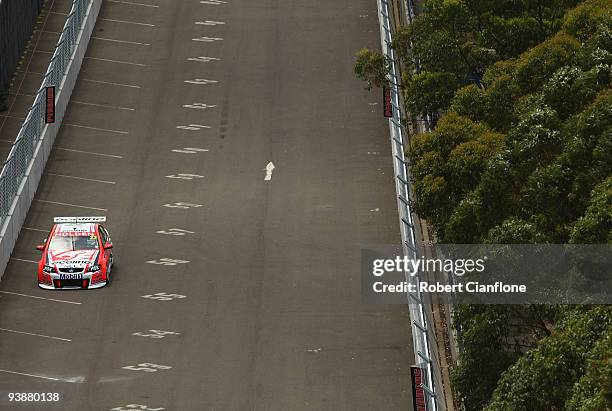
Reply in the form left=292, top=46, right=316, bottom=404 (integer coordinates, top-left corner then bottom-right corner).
left=42, top=265, right=55, bottom=273
left=87, top=265, right=100, bottom=272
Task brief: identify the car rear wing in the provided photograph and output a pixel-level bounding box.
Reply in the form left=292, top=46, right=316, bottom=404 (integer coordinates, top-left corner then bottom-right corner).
left=53, top=216, right=107, bottom=223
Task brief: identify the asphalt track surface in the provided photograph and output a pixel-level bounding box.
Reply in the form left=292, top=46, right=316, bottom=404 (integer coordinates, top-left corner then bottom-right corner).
left=0, top=0, right=413, bottom=409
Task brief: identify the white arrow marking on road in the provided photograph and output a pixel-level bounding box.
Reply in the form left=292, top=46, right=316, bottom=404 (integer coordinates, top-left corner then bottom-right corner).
left=264, top=162, right=275, bottom=181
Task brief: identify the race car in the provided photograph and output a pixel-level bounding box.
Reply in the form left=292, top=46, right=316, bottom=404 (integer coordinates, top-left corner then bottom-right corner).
left=36, top=216, right=114, bottom=290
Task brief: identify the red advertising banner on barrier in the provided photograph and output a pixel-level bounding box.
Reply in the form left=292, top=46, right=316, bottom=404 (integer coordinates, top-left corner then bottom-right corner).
left=45, top=86, right=55, bottom=124
left=411, top=366, right=428, bottom=411
left=383, top=86, right=392, bottom=118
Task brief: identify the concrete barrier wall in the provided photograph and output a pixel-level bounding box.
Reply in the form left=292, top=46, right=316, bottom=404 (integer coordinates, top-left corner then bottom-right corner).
left=0, top=0, right=102, bottom=278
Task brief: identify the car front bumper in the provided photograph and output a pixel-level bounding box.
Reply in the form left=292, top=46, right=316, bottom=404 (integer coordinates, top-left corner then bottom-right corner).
left=38, top=271, right=107, bottom=290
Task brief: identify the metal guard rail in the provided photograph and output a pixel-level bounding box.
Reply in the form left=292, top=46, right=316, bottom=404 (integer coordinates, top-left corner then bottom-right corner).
left=375, top=0, right=445, bottom=409
left=0, top=0, right=89, bottom=224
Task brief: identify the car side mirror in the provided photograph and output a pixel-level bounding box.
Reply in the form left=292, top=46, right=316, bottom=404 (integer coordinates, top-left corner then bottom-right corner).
left=104, top=243, right=113, bottom=250
left=36, top=245, right=45, bottom=251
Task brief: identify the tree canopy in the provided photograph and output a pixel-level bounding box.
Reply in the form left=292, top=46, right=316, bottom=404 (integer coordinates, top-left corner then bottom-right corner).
left=354, top=0, right=612, bottom=409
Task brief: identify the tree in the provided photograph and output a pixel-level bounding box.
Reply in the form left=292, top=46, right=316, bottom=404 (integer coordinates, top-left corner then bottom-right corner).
left=353, top=48, right=389, bottom=91
left=452, top=305, right=520, bottom=411
left=570, top=177, right=612, bottom=244
left=565, top=331, right=612, bottom=410
left=403, top=71, right=461, bottom=116
left=542, top=66, right=603, bottom=119
left=485, top=306, right=612, bottom=411
left=357, top=0, right=612, bottom=407
left=514, top=32, right=581, bottom=94
left=408, top=113, right=504, bottom=238
left=562, top=0, right=612, bottom=41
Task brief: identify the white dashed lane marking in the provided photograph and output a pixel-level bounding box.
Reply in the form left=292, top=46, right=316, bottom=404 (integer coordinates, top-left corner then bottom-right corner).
left=54, top=147, right=124, bottom=159
left=9, top=258, right=37, bottom=264
left=100, top=18, right=156, bottom=27
left=0, top=328, right=72, bottom=342
left=63, top=123, right=128, bottom=134
left=45, top=172, right=116, bottom=185
left=0, top=291, right=82, bottom=305
left=81, top=78, right=141, bottom=88
left=0, top=369, right=62, bottom=381
left=91, top=36, right=151, bottom=46
left=107, top=0, right=160, bottom=7
left=23, top=227, right=48, bottom=233
left=34, top=199, right=108, bottom=211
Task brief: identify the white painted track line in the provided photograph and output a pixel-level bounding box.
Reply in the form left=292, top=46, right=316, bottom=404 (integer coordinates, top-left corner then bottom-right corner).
left=92, top=36, right=151, bottom=46
left=10, top=258, right=38, bottom=264
left=107, top=0, right=160, bottom=7
left=84, top=56, right=148, bottom=67
left=64, top=123, right=129, bottom=134
left=0, top=369, right=62, bottom=381
left=81, top=78, right=141, bottom=88
left=0, top=291, right=82, bottom=305
left=100, top=18, right=156, bottom=27
left=70, top=100, right=135, bottom=111
left=0, top=328, right=72, bottom=342
left=0, top=141, right=124, bottom=159
left=8, top=92, right=135, bottom=110
left=34, top=199, right=108, bottom=211
left=13, top=70, right=142, bottom=88
left=23, top=227, right=48, bottom=233
left=54, top=147, right=124, bottom=159
left=45, top=172, right=116, bottom=184
left=36, top=50, right=148, bottom=66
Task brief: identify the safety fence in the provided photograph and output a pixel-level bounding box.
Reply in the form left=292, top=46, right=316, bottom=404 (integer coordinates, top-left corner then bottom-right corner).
left=0, top=0, right=45, bottom=96
left=0, top=0, right=92, bottom=222
left=375, top=0, right=445, bottom=409
left=0, top=0, right=101, bottom=277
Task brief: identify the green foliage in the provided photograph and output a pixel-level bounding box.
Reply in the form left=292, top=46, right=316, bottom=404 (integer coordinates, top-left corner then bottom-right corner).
left=452, top=305, right=520, bottom=411
left=408, top=113, right=504, bottom=238
left=565, top=331, right=612, bottom=410
left=570, top=177, right=612, bottom=243
left=485, top=217, right=550, bottom=243
left=396, top=0, right=612, bottom=408
left=542, top=65, right=603, bottom=119
left=485, top=306, right=612, bottom=411
left=353, top=48, right=389, bottom=91
left=450, top=84, right=489, bottom=123
left=389, top=0, right=582, bottom=116
left=403, top=71, right=461, bottom=117
left=514, top=32, right=581, bottom=94
left=563, top=0, right=612, bottom=41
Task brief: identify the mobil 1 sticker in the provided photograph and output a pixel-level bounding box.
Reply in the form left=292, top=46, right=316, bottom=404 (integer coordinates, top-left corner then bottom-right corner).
left=59, top=274, right=83, bottom=280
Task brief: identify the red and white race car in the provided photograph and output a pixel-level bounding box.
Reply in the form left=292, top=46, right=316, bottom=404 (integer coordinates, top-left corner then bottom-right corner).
left=36, top=217, right=114, bottom=290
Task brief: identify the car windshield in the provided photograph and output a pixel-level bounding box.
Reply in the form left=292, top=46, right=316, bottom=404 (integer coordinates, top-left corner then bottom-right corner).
left=48, top=236, right=98, bottom=251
